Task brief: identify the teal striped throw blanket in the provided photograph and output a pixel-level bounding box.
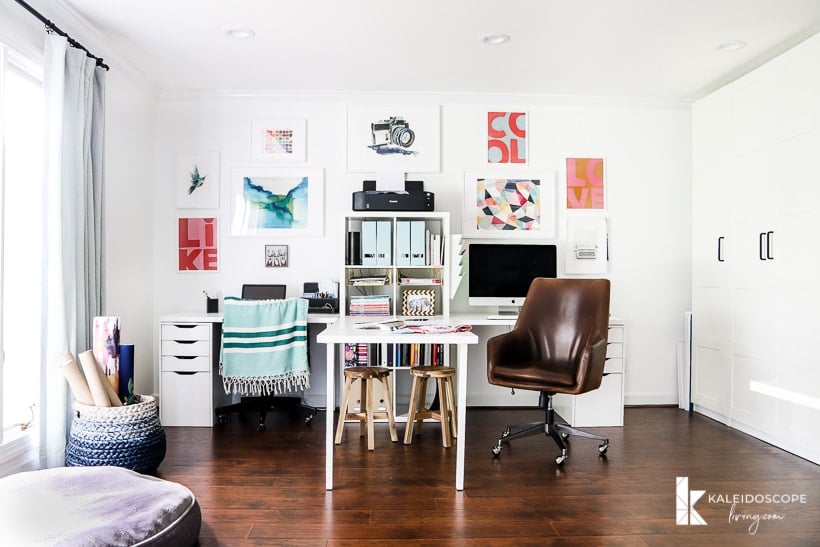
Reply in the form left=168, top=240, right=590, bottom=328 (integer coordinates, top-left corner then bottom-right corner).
left=220, top=296, right=310, bottom=395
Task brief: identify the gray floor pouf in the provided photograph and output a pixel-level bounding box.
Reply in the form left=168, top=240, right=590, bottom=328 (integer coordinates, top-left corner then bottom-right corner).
left=0, top=465, right=200, bottom=546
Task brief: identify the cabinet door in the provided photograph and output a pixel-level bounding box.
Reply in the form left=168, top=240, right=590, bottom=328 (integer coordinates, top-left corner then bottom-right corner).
left=691, top=163, right=733, bottom=418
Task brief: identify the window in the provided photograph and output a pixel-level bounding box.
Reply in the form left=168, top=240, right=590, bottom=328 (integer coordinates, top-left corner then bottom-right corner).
left=0, top=42, right=44, bottom=447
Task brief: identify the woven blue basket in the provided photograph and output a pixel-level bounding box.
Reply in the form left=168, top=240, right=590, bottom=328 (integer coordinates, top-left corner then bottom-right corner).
left=65, top=395, right=166, bottom=472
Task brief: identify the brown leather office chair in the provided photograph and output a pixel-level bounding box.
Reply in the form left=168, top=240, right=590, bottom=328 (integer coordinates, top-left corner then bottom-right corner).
left=487, top=277, right=611, bottom=465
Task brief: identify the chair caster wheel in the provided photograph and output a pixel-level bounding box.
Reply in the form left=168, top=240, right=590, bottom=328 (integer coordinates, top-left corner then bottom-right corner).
left=555, top=454, right=567, bottom=465
left=500, top=427, right=511, bottom=439
left=215, top=414, right=227, bottom=426
left=598, top=442, right=609, bottom=455
left=304, top=414, right=314, bottom=424
left=256, top=423, right=266, bottom=432
left=491, top=444, right=502, bottom=457
left=561, top=432, right=569, bottom=440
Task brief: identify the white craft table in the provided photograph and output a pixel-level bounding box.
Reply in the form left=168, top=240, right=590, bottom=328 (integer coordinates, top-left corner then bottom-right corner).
left=316, top=316, right=479, bottom=491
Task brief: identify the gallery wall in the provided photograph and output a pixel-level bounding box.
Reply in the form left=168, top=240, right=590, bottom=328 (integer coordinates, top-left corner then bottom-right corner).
left=151, top=92, right=692, bottom=406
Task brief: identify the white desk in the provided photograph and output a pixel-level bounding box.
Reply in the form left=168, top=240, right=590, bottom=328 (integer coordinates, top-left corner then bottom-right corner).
left=316, top=316, right=479, bottom=491
left=158, top=312, right=337, bottom=426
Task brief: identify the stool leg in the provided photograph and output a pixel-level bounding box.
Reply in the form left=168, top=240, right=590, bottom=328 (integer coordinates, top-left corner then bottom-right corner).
left=437, top=377, right=451, bottom=448
left=335, top=375, right=354, bottom=445
left=358, top=378, right=367, bottom=438
left=445, top=374, right=458, bottom=439
left=404, top=374, right=421, bottom=444
left=416, top=376, right=429, bottom=436
left=365, top=377, right=375, bottom=450
left=380, top=375, right=398, bottom=442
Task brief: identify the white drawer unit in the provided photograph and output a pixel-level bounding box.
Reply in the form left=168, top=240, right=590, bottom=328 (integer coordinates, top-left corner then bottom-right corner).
left=158, top=319, right=223, bottom=427
left=553, top=319, right=626, bottom=427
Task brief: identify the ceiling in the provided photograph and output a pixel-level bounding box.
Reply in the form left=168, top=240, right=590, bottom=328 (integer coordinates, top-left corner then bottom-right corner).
left=54, top=0, right=820, bottom=101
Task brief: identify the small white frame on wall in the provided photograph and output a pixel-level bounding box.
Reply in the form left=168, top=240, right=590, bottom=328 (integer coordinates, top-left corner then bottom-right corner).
left=251, top=118, right=307, bottom=163
left=462, top=170, right=556, bottom=239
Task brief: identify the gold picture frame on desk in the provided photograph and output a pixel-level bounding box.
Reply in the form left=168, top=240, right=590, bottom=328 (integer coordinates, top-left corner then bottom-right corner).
left=402, top=289, right=435, bottom=316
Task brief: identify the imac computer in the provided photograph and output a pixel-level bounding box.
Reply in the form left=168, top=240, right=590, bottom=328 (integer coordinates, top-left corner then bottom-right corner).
left=468, top=242, right=557, bottom=319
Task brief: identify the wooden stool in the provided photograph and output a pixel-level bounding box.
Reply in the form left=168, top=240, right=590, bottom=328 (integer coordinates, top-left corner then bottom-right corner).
left=403, top=366, right=458, bottom=448
left=335, top=366, right=398, bottom=450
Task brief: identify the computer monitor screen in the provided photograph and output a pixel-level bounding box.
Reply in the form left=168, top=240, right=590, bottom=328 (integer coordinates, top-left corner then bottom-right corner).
left=241, top=284, right=286, bottom=300
left=468, top=243, right=557, bottom=312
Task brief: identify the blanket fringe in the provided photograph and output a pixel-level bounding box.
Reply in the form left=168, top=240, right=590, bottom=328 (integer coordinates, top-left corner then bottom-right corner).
left=219, top=363, right=310, bottom=396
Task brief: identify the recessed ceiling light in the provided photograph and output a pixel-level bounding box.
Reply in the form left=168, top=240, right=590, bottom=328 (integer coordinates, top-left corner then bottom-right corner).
left=717, top=40, right=746, bottom=52
left=482, top=33, right=510, bottom=45
left=226, top=28, right=255, bottom=39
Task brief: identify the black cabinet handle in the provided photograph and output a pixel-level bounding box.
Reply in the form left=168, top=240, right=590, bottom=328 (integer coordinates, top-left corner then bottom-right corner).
left=766, top=231, right=774, bottom=260
left=717, top=236, right=725, bottom=262
left=759, top=232, right=767, bottom=261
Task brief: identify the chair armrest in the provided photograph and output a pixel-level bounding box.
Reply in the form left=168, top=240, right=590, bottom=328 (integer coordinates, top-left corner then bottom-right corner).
left=574, top=335, right=608, bottom=393
left=486, top=329, right=528, bottom=382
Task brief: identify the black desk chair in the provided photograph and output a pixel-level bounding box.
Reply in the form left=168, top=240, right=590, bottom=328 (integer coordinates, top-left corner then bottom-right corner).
left=214, top=284, right=316, bottom=430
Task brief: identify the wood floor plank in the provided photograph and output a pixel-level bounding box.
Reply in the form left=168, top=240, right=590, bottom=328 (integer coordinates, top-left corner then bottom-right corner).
left=156, top=407, right=819, bottom=545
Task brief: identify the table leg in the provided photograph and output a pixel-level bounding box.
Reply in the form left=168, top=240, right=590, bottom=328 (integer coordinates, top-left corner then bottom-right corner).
left=325, top=343, right=336, bottom=490
left=455, top=343, right=468, bottom=491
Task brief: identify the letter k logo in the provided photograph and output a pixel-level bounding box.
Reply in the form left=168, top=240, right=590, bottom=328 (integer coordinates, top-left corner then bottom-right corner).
left=676, top=477, right=707, bottom=525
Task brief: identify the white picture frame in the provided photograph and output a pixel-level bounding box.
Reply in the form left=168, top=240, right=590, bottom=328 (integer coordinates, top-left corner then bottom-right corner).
left=346, top=105, right=440, bottom=172
left=462, top=170, right=556, bottom=239
left=229, top=166, right=324, bottom=238
left=251, top=118, right=307, bottom=163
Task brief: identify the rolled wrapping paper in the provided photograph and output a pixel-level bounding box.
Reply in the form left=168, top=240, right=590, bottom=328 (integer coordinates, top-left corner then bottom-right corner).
left=118, top=344, right=134, bottom=400
left=77, top=350, right=122, bottom=407
left=59, top=353, right=94, bottom=405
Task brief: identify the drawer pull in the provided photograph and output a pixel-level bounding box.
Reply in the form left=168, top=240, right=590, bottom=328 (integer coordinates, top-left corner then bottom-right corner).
left=173, top=371, right=198, bottom=376
left=172, top=355, right=196, bottom=360
left=173, top=340, right=197, bottom=345
left=173, top=324, right=198, bottom=329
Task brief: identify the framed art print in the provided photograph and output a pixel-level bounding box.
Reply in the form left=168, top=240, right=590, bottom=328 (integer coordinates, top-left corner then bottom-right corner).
left=566, top=157, right=605, bottom=210
left=401, top=289, right=435, bottom=316
left=175, top=153, right=219, bottom=209
left=462, top=171, right=556, bottom=239
left=265, top=244, right=289, bottom=267
left=488, top=111, right=527, bottom=164
left=346, top=105, right=440, bottom=172
left=251, top=118, right=307, bottom=163
left=230, top=166, right=324, bottom=237
left=178, top=217, right=218, bottom=271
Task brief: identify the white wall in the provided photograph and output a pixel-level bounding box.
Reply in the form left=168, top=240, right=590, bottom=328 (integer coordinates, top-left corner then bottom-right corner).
left=153, top=92, right=691, bottom=405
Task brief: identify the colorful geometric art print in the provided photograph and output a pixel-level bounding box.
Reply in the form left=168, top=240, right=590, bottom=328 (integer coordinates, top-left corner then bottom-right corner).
left=261, top=129, right=294, bottom=155
left=475, top=177, right=541, bottom=231
left=251, top=118, right=306, bottom=162
left=566, top=157, right=605, bottom=209
left=487, top=112, right=527, bottom=164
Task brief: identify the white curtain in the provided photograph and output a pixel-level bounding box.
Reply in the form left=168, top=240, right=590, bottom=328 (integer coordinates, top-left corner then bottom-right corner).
left=40, top=33, right=106, bottom=468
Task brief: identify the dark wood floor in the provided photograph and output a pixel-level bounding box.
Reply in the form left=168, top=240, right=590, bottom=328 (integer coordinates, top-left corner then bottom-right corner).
left=157, top=407, right=820, bottom=546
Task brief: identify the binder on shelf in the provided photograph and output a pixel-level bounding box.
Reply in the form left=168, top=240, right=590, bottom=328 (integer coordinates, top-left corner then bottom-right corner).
left=410, top=220, right=426, bottom=266
left=396, top=220, right=411, bottom=266
left=361, top=220, right=378, bottom=266
left=346, top=231, right=361, bottom=265
left=376, top=220, right=392, bottom=266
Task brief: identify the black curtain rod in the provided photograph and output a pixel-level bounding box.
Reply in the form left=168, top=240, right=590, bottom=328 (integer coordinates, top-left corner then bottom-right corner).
left=14, top=0, right=109, bottom=70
